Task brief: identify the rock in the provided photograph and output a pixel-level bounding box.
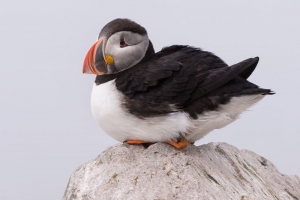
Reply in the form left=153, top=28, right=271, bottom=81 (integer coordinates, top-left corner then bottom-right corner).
left=63, top=143, right=300, bottom=200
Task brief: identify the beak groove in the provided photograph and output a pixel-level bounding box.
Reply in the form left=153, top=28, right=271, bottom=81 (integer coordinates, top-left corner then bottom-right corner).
left=82, top=38, right=106, bottom=75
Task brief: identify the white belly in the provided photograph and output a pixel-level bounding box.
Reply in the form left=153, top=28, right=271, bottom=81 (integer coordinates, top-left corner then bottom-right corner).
left=91, top=80, right=264, bottom=143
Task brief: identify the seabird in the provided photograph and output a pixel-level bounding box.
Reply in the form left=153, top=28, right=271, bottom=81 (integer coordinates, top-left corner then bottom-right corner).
left=82, top=18, right=274, bottom=149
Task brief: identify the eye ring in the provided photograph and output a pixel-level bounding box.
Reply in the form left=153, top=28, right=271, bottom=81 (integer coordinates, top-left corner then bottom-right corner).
left=120, top=38, right=128, bottom=48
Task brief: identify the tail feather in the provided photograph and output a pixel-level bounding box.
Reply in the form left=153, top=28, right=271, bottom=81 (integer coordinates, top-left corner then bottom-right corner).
left=238, top=57, right=259, bottom=79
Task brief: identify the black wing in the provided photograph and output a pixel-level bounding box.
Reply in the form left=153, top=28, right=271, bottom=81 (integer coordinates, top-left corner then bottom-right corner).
left=112, top=46, right=272, bottom=118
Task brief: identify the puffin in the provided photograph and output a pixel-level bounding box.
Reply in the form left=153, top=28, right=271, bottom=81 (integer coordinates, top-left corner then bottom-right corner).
left=82, top=18, right=274, bottom=149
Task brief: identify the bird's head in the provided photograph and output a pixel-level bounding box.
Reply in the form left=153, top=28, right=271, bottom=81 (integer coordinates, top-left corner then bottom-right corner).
left=83, top=18, right=154, bottom=75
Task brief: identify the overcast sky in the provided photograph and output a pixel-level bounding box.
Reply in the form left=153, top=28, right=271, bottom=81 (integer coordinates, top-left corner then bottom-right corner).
left=1, top=1, right=299, bottom=199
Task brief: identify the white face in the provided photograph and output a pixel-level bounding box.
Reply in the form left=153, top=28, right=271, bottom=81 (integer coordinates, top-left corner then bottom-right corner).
left=104, top=31, right=149, bottom=73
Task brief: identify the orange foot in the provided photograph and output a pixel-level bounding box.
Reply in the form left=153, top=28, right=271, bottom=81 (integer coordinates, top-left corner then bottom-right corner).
left=167, top=138, right=188, bottom=149
left=125, top=140, right=152, bottom=145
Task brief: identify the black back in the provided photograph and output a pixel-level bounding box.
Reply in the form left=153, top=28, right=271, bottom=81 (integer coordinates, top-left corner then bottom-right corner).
left=96, top=45, right=273, bottom=119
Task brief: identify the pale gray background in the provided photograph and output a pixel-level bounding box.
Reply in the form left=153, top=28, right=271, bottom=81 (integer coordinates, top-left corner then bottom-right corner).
left=0, top=1, right=299, bottom=199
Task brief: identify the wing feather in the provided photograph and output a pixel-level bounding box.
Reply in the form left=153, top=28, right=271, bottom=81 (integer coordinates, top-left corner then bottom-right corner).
left=113, top=46, right=270, bottom=118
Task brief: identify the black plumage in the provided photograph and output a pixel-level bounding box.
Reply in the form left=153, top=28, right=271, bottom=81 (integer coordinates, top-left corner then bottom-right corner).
left=95, top=45, right=273, bottom=119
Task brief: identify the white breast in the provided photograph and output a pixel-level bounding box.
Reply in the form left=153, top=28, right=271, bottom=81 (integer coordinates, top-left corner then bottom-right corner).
left=91, top=80, right=193, bottom=142
left=91, top=80, right=264, bottom=143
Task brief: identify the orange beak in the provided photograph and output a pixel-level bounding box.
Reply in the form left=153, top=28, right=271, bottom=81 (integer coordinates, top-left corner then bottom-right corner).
left=82, top=38, right=107, bottom=75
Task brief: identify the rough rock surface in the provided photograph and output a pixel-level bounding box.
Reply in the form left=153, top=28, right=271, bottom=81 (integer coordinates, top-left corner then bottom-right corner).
left=63, top=143, right=300, bottom=200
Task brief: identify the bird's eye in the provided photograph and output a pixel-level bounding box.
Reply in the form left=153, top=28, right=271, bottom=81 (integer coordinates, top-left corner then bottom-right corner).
left=120, top=38, right=128, bottom=48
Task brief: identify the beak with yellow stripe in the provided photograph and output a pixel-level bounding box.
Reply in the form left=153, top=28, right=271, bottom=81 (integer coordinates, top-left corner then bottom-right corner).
left=83, top=37, right=115, bottom=75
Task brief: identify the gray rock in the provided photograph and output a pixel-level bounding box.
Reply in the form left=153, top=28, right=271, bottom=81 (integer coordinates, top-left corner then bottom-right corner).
left=63, top=143, right=300, bottom=200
